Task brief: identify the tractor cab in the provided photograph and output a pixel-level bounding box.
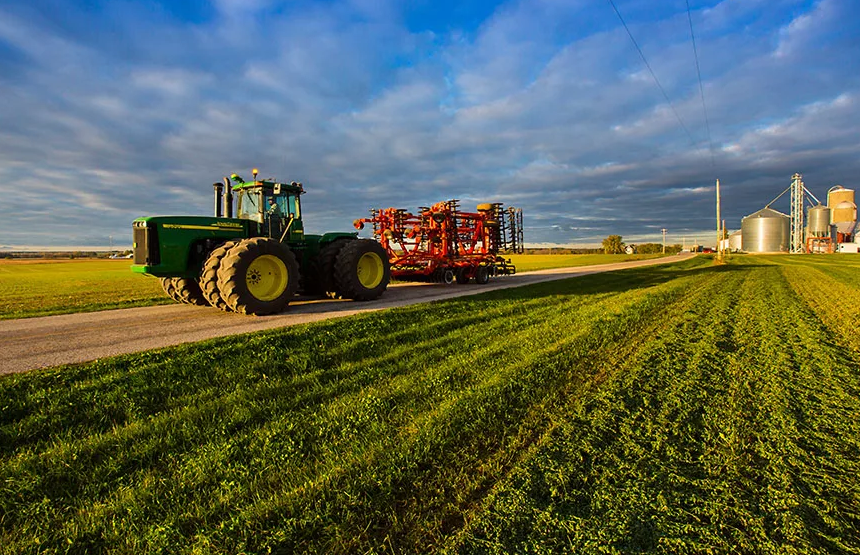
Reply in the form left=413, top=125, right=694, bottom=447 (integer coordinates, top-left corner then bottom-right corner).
left=230, top=171, right=305, bottom=243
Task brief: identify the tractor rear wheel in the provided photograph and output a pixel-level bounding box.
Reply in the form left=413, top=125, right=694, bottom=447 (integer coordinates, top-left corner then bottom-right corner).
left=160, top=277, right=183, bottom=303
left=217, top=238, right=299, bottom=315
left=161, top=277, right=208, bottom=305
left=305, top=238, right=351, bottom=297
left=200, top=240, right=238, bottom=311
left=333, top=239, right=390, bottom=301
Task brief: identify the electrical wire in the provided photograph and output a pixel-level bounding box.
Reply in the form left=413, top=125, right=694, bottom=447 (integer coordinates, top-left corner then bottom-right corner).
left=607, top=0, right=698, bottom=148
left=686, top=0, right=716, bottom=168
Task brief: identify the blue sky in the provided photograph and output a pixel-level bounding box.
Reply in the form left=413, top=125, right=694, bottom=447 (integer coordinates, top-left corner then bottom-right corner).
left=1, top=0, right=858, bottom=248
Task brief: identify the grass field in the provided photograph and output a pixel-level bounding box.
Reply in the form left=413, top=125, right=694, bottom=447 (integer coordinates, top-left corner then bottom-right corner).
left=506, top=253, right=664, bottom=272
left=0, top=259, right=168, bottom=320
left=2, top=255, right=859, bottom=553
left=0, top=254, right=664, bottom=320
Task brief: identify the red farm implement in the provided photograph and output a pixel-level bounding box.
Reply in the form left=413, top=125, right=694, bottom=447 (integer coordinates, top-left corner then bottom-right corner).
left=354, top=200, right=523, bottom=284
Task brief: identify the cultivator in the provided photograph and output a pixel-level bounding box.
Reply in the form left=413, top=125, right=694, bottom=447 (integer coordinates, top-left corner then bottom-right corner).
left=354, top=200, right=523, bottom=284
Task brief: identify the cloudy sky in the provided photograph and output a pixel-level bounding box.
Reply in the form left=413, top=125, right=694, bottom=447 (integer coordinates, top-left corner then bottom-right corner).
left=1, top=0, right=858, bottom=248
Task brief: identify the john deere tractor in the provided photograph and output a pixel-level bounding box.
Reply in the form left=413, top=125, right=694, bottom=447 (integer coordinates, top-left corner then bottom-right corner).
left=131, top=170, right=390, bottom=315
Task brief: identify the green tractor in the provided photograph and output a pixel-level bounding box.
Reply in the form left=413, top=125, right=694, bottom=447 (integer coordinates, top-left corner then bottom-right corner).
left=131, top=170, right=390, bottom=315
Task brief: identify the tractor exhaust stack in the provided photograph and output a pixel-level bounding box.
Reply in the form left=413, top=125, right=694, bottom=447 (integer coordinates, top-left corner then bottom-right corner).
left=223, top=177, right=233, bottom=218
left=213, top=182, right=223, bottom=217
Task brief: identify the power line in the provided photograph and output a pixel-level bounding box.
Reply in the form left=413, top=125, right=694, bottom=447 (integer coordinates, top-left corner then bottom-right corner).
left=607, top=0, right=698, bottom=148
left=686, top=0, right=716, bottom=169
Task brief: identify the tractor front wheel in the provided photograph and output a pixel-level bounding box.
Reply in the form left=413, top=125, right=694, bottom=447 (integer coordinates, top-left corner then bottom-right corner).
left=333, top=239, right=390, bottom=301
left=217, top=238, right=299, bottom=315
left=200, top=240, right=238, bottom=311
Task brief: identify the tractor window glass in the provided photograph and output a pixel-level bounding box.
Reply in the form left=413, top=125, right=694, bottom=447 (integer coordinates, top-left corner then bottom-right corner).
left=288, top=195, right=300, bottom=218
left=237, top=191, right=263, bottom=222
left=264, top=194, right=288, bottom=218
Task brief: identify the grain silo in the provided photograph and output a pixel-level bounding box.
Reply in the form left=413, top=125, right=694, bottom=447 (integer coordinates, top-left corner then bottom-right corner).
left=828, top=186, right=857, bottom=235
left=741, top=207, right=790, bottom=253
left=728, top=230, right=743, bottom=252
left=806, top=204, right=831, bottom=237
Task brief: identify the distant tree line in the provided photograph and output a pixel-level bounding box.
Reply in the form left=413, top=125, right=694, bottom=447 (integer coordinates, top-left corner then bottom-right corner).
left=600, top=235, right=683, bottom=255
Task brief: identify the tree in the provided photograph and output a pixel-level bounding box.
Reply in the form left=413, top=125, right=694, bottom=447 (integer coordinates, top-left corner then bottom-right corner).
left=602, top=235, right=624, bottom=254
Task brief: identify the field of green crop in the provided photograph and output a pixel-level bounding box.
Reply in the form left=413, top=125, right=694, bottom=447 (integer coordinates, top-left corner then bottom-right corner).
left=0, top=259, right=168, bottom=319
left=2, top=254, right=859, bottom=554
left=505, top=253, right=664, bottom=272
left=0, top=254, right=662, bottom=320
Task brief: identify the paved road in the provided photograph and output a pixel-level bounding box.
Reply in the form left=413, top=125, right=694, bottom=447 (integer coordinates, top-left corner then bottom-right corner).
left=0, top=254, right=694, bottom=375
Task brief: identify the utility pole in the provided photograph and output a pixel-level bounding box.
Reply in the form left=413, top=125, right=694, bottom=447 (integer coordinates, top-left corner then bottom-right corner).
left=661, top=228, right=667, bottom=254
left=716, top=178, right=722, bottom=260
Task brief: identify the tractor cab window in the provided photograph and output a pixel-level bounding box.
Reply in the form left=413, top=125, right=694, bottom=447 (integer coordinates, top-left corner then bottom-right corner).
left=264, top=194, right=288, bottom=219
left=236, top=190, right=263, bottom=223
left=288, top=195, right=301, bottom=219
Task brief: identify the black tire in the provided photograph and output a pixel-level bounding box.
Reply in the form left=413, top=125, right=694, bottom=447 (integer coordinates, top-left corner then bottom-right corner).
left=305, top=238, right=351, bottom=297
left=333, top=239, right=390, bottom=301
left=455, top=267, right=471, bottom=285
left=217, top=238, right=300, bottom=315
left=439, top=267, right=455, bottom=285
left=160, top=277, right=183, bottom=303
left=161, top=277, right=207, bottom=305
left=475, top=265, right=490, bottom=284
left=200, top=240, right=239, bottom=311
left=175, top=278, right=209, bottom=305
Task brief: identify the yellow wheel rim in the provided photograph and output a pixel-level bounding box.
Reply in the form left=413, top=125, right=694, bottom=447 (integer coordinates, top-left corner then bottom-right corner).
left=357, top=252, right=384, bottom=289
left=246, top=254, right=288, bottom=301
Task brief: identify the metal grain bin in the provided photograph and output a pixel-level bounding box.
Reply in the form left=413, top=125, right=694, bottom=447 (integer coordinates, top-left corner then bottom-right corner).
left=728, top=230, right=743, bottom=252
left=833, top=201, right=857, bottom=234
left=741, top=207, right=790, bottom=253
left=807, top=204, right=831, bottom=237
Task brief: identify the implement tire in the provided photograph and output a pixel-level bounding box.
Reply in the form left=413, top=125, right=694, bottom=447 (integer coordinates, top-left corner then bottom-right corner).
left=475, top=265, right=490, bottom=284
left=217, top=238, right=299, bottom=315
left=333, top=239, right=390, bottom=301
left=455, top=267, right=471, bottom=285
left=200, top=240, right=238, bottom=311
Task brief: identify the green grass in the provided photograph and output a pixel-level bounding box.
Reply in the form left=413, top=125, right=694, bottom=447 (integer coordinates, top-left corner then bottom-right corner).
left=0, top=260, right=168, bottom=319
left=2, top=255, right=859, bottom=554
left=507, top=253, right=665, bottom=272
left=0, top=254, right=665, bottom=320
